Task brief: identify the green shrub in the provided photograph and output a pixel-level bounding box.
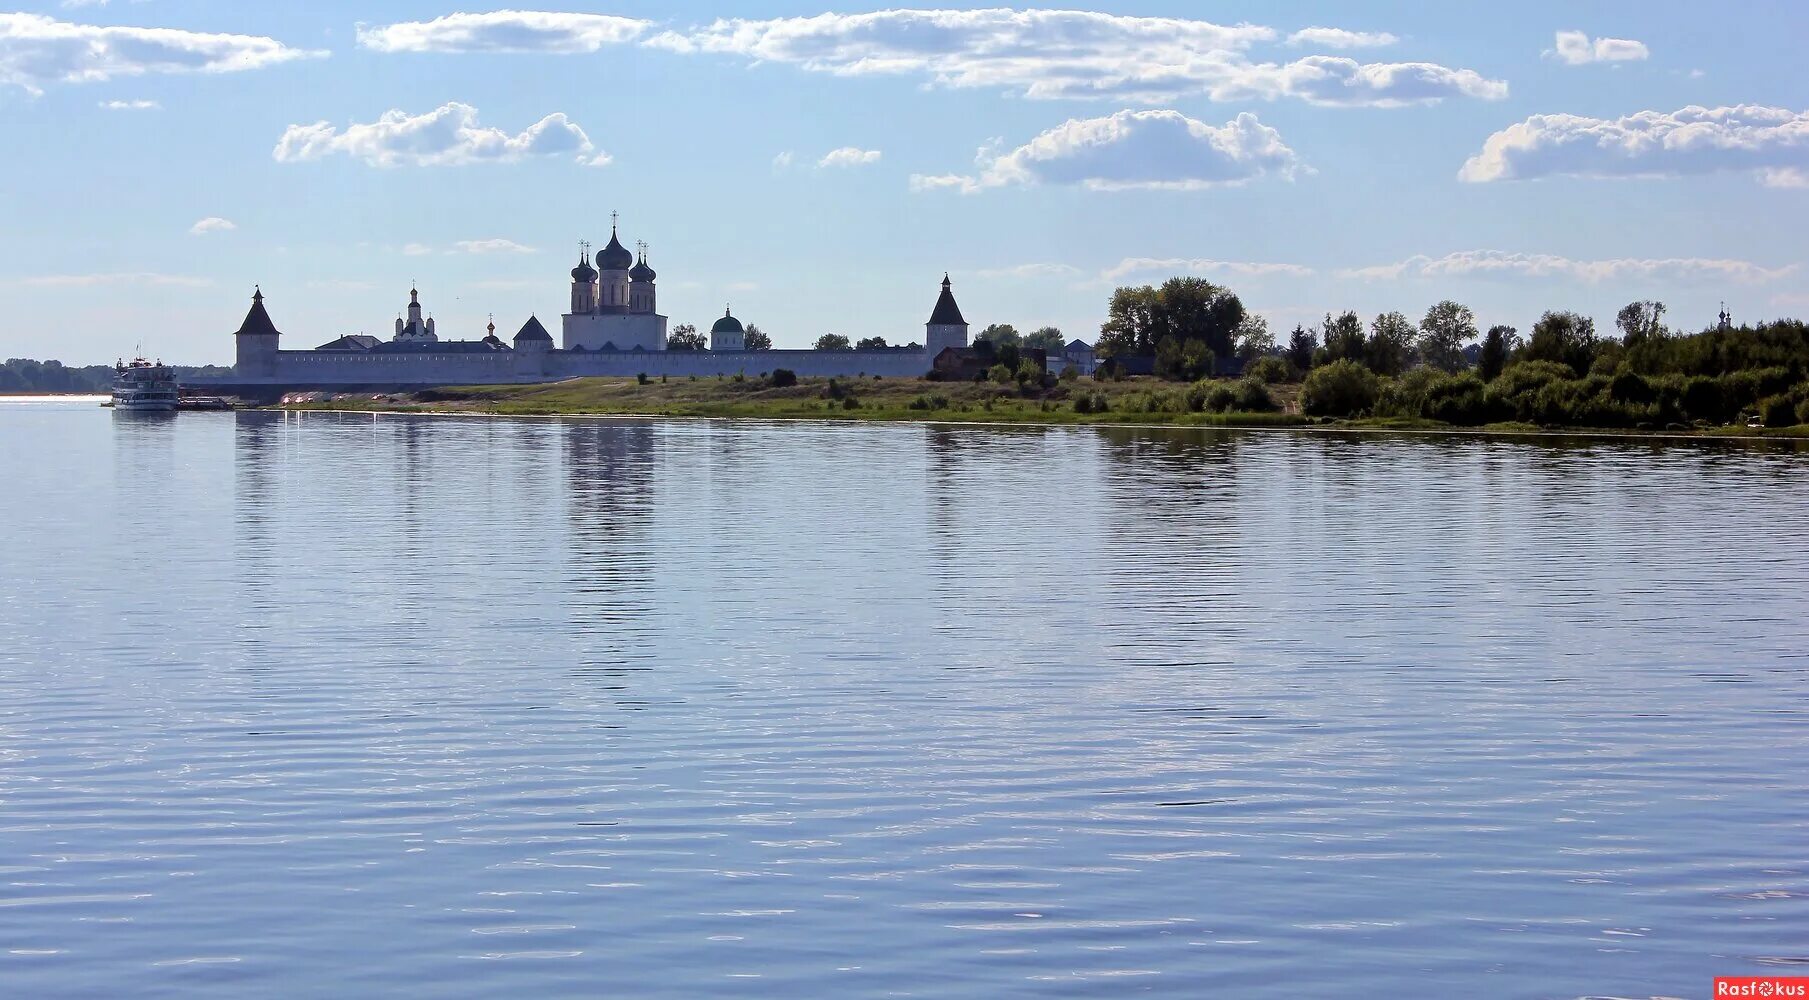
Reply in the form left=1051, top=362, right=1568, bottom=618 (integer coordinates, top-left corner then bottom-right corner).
left=907, top=393, right=950, bottom=411
left=1245, top=355, right=1292, bottom=384
left=1760, top=394, right=1799, bottom=427
left=1375, top=366, right=1443, bottom=418
left=1422, top=372, right=1489, bottom=425
left=1609, top=371, right=1656, bottom=404
left=841, top=395, right=862, bottom=410
left=1300, top=359, right=1380, bottom=417
left=636, top=372, right=649, bottom=385
left=1073, top=391, right=1109, bottom=414
left=769, top=368, right=798, bottom=388
left=1231, top=377, right=1274, bottom=412
left=1796, top=395, right=1809, bottom=426
left=989, top=363, right=1014, bottom=385
left=1058, top=367, right=1078, bottom=383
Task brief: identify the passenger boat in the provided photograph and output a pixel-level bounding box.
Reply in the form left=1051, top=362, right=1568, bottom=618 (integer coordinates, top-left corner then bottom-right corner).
left=110, top=358, right=180, bottom=412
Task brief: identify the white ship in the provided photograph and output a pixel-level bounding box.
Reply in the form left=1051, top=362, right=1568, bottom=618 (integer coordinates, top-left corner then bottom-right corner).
left=110, top=358, right=180, bottom=412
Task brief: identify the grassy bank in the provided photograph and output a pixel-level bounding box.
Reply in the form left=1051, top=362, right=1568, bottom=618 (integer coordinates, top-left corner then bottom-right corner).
left=278, top=373, right=1809, bottom=440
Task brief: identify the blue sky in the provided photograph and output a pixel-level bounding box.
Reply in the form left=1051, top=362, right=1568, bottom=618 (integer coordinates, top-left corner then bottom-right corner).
left=3, top=1, right=1807, bottom=363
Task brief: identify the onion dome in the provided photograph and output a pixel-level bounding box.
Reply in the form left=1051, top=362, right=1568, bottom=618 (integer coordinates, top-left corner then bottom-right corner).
left=513, top=314, right=553, bottom=342
left=711, top=306, right=743, bottom=335
left=596, top=227, right=634, bottom=271
left=629, top=251, right=656, bottom=283
left=571, top=252, right=597, bottom=282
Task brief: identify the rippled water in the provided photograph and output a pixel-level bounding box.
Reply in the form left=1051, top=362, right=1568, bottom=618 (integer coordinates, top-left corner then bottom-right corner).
left=2, top=398, right=1806, bottom=998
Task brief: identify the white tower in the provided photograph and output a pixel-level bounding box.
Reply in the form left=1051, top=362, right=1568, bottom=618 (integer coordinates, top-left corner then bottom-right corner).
left=595, top=214, right=633, bottom=314
left=570, top=246, right=598, bottom=314
left=924, top=274, right=969, bottom=356
left=394, top=286, right=438, bottom=343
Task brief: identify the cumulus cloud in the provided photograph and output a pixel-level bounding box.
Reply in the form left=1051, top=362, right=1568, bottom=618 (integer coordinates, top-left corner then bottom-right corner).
left=188, top=216, right=236, bottom=236
left=646, top=10, right=1500, bottom=106
left=99, top=98, right=158, bottom=110
left=1338, top=250, right=1796, bottom=284
left=1103, top=257, right=1315, bottom=280
left=913, top=109, right=1304, bottom=193
left=0, top=12, right=323, bottom=95
left=772, top=150, right=794, bottom=170
left=452, top=238, right=537, bottom=254
left=402, top=243, right=434, bottom=256
left=1287, top=27, right=1398, bottom=49
left=818, top=146, right=881, bottom=168
left=1549, top=30, right=1649, bottom=65
left=273, top=102, right=611, bottom=168
left=356, top=11, right=649, bottom=53
left=1460, top=105, right=1809, bottom=185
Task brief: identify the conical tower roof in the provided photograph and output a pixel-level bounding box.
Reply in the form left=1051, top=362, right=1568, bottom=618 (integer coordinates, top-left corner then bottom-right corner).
left=927, top=273, right=966, bottom=326
left=235, top=286, right=281, bottom=337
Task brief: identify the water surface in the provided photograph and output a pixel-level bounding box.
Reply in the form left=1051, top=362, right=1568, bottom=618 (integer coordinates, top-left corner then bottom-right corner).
left=2, top=399, right=1806, bottom=997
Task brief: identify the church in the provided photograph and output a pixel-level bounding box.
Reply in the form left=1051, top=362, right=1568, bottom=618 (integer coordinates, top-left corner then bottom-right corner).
left=200, top=218, right=974, bottom=399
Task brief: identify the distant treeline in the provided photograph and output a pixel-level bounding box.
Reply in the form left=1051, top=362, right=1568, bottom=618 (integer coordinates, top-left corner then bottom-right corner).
left=1090, top=278, right=1809, bottom=428
left=1, top=358, right=233, bottom=393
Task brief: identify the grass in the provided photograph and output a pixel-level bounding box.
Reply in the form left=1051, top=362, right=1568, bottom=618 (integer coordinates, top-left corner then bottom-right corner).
left=277, top=374, right=1809, bottom=440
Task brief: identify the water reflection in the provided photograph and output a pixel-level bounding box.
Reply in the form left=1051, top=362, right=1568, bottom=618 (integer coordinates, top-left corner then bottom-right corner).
left=4, top=402, right=1808, bottom=999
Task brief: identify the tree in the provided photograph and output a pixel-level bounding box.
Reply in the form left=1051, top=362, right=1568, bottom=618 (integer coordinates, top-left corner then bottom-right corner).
left=855, top=336, right=888, bottom=350
left=1154, top=335, right=1214, bottom=380
left=667, top=323, right=705, bottom=351
left=1096, top=277, right=1245, bottom=359
left=743, top=324, right=772, bottom=351
left=1025, top=326, right=1065, bottom=351
left=1286, top=324, right=1317, bottom=373
left=1525, top=311, right=1597, bottom=376
left=1418, top=300, right=1476, bottom=372
left=977, top=323, right=1020, bottom=348
left=1234, top=314, right=1274, bottom=362
left=1616, top=300, right=1667, bottom=346
left=1478, top=325, right=1518, bottom=381
left=1365, top=311, right=1415, bottom=376
left=815, top=333, right=852, bottom=351
left=1319, top=311, right=1366, bottom=366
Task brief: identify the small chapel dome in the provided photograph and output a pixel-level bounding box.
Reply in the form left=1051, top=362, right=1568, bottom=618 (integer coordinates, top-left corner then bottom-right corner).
left=629, top=253, right=656, bottom=283
left=711, top=306, right=743, bottom=335
left=571, top=252, right=597, bottom=282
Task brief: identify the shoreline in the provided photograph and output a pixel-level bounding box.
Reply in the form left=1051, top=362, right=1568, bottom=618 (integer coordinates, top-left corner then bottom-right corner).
left=275, top=401, right=1809, bottom=446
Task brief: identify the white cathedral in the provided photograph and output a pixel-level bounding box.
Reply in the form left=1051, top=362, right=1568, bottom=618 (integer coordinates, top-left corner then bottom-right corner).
left=561, top=220, right=668, bottom=352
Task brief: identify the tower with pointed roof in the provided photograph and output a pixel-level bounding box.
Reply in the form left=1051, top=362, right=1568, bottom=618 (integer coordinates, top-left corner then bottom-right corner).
left=925, top=274, right=969, bottom=357
left=233, top=286, right=282, bottom=378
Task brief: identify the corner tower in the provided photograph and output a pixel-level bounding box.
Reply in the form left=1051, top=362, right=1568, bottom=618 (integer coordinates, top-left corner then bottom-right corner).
left=234, top=286, right=281, bottom=379
left=925, top=274, right=969, bottom=356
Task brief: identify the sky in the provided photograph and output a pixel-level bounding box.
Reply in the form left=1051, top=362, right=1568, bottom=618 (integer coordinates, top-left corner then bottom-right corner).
left=2, top=1, right=1807, bottom=364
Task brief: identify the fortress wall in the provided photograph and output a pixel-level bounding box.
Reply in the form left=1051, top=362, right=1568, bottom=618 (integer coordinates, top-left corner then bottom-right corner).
left=551, top=349, right=928, bottom=380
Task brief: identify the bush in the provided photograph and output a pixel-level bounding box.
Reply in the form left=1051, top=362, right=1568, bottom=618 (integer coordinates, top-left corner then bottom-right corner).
left=1073, top=391, right=1110, bottom=414
left=1796, top=395, right=1809, bottom=426
left=636, top=372, right=649, bottom=385
left=989, top=363, right=1014, bottom=385
left=1058, top=366, right=1078, bottom=383
left=1422, top=372, right=1489, bottom=425
left=1016, top=359, right=1044, bottom=387
left=1609, top=371, right=1656, bottom=404
left=907, top=393, right=950, bottom=411
left=841, top=395, right=862, bottom=410
left=1680, top=375, right=1727, bottom=424
left=1760, top=394, right=1799, bottom=427
left=1375, top=366, right=1444, bottom=418
left=1231, top=377, right=1275, bottom=412
left=1300, top=359, right=1380, bottom=417
left=769, top=368, right=798, bottom=388
left=1245, top=355, right=1293, bottom=384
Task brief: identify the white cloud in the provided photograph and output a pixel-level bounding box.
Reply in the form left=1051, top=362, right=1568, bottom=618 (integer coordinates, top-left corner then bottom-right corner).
left=975, top=263, right=1086, bottom=279
left=1460, top=105, right=1809, bottom=185
left=0, top=12, right=323, bottom=95
left=818, top=146, right=881, bottom=168
left=273, top=102, right=611, bottom=168
left=452, top=238, right=537, bottom=255
left=1287, top=27, right=1398, bottom=49
left=20, top=272, right=211, bottom=288
left=402, top=243, right=434, bottom=256
left=1103, top=257, right=1315, bottom=280
left=647, top=10, right=1500, bottom=107
left=188, top=216, right=236, bottom=236
left=913, top=109, right=1304, bottom=193
left=1338, top=250, right=1796, bottom=284
left=772, top=150, right=794, bottom=170
left=1761, top=167, right=1809, bottom=189
left=1549, top=30, right=1649, bottom=66
left=356, top=11, right=650, bottom=53
left=99, top=98, right=158, bottom=110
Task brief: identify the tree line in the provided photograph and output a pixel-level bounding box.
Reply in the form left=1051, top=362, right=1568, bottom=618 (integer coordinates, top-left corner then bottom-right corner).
left=1093, top=276, right=1809, bottom=428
